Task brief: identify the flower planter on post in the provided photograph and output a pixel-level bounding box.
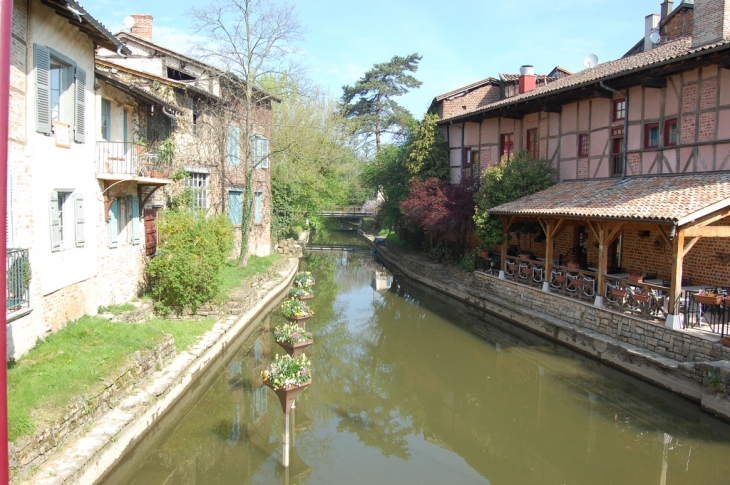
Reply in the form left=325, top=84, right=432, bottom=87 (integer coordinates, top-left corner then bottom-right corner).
left=265, top=379, right=312, bottom=415
left=287, top=314, right=311, bottom=326
left=297, top=294, right=314, bottom=301
left=277, top=339, right=313, bottom=358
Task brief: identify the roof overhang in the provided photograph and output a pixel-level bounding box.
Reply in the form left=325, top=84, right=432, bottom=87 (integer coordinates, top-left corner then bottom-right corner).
left=41, top=0, right=131, bottom=55
left=489, top=172, right=730, bottom=229
left=95, top=69, right=182, bottom=115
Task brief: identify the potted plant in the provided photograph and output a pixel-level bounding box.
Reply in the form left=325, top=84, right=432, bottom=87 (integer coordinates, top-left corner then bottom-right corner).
left=261, top=354, right=312, bottom=414
left=289, top=282, right=314, bottom=300
left=281, top=298, right=314, bottom=323
left=695, top=291, right=723, bottom=305
left=273, top=322, right=313, bottom=357
left=294, top=271, right=316, bottom=287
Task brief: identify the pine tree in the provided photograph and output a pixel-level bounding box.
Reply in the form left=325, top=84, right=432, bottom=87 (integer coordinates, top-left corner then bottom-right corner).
left=341, top=53, right=422, bottom=155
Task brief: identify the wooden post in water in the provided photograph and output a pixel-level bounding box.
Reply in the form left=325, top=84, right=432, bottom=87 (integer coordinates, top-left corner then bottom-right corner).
left=291, top=400, right=296, bottom=447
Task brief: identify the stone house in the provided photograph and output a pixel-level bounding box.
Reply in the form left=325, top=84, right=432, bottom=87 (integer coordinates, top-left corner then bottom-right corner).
left=6, top=0, right=139, bottom=359
left=430, top=0, right=730, bottom=328
left=96, top=15, right=274, bottom=258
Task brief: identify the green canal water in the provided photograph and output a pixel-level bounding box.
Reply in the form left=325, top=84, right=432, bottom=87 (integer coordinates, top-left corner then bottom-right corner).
left=101, top=234, right=730, bottom=485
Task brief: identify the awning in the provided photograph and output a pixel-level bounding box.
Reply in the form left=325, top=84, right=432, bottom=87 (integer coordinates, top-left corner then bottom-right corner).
left=489, top=172, right=730, bottom=227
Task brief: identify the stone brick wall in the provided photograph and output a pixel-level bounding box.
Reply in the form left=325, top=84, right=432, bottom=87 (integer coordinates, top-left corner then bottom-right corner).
left=441, top=84, right=501, bottom=119
left=662, top=6, right=693, bottom=42
left=9, top=335, right=176, bottom=482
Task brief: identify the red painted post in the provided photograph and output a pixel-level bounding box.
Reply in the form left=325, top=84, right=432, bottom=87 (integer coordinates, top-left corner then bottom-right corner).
left=0, top=0, right=12, bottom=482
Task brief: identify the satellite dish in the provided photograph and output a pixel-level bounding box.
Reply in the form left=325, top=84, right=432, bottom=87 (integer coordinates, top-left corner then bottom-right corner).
left=583, top=54, right=599, bottom=69
left=123, top=16, right=136, bottom=31
left=650, top=31, right=661, bottom=44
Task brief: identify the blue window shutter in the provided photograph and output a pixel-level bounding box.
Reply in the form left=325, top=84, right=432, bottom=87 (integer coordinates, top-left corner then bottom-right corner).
left=74, top=66, right=86, bottom=143
left=131, top=196, right=140, bottom=245
left=261, top=137, right=269, bottom=169
left=101, top=98, right=111, bottom=141
left=49, top=192, right=61, bottom=251
left=254, top=191, right=262, bottom=224
left=34, top=44, right=52, bottom=135
left=74, top=193, right=85, bottom=247
left=227, top=126, right=240, bottom=166
left=228, top=190, right=242, bottom=225
left=109, top=199, right=119, bottom=248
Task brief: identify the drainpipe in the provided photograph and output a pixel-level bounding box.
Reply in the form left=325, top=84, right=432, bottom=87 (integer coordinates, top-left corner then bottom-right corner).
left=599, top=81, right=629, bottom=181
left=0, top=0, right=12, bottom=481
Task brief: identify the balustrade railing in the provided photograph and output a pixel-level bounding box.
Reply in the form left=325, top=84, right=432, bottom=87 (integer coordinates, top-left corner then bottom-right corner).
left=548, top=263, right=598, bottom=302
left=604, top=275, right=668, bottom=321
left=96, top=142, right=167, bottom=178
left=7, top=248, right=30, bottom=314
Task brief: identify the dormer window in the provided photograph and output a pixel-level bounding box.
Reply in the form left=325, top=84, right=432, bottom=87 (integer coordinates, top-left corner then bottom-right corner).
left=166, top=66, right=196, bottom=81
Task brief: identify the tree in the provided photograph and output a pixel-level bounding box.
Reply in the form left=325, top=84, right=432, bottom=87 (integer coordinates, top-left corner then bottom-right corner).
left=341, top=53, right=422, bottom=155
left=399, top=178, right=475, bottom=260
left=404, top=113, right=449, bottom=181
left=473, top=151, right=558, bottom=248
left=189, top=0, right=303, bottom=265
left=266, top=74, right=365, bottom=241
left=361, top=143, right=409, bottom=229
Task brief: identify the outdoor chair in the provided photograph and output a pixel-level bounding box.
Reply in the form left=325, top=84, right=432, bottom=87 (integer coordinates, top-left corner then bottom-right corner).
left=550, top=269, right=566, bottom=292
left=582, top=275, right=596, bottom=301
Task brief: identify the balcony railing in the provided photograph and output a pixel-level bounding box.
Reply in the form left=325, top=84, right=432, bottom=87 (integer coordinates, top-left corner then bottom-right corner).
left=96, top=142, right=169, bottom=178
left=7, top=248, right=30, bottom=314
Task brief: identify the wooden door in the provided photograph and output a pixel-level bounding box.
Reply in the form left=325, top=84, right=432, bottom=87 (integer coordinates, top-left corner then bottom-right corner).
left=144, top=208, right=157, bottom=255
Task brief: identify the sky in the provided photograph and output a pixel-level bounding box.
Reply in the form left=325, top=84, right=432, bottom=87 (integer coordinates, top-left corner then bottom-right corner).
left=86, top=0, right=672, bottom=118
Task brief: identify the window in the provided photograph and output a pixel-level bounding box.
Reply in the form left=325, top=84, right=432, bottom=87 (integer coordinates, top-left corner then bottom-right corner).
left=228, top=190, right=242, bottom=225
left=254, top=190, right=263, bottom=224
left=664, top=118, right=678, bottom=146
left=526, top=129, right=537, bottom=158
left=251, top=135, right=269, bottom=169
left=645, top=123, right=659, bottom=148
left=613, top=99, right=626, bottom=121
left=34, top=44, right=86, bottom=142
left=49, top=191, right=84, bottom=251
left=101, top=98, right=111, bottom=141
left=500, top=133, right=514, bottom=161
left=186, top=172, right=208, bottom=208
left=108, top=196, right=140, bottom=248
left=578, top=134, right=589, bottom=158
left=611, top=137, right=623, bottom=177
left=227, top=126, right=240, bottom=166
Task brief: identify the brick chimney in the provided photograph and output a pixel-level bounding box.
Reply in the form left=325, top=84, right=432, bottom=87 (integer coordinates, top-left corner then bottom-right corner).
left=692, top=0, right=730, bottom=48
left=518, top=65, right=536, bottom=94
left=130, top=14, right=153, bottom=41
left=645, top=13, right=660, bottom=51
left=661, top=0, right=674, bottom=20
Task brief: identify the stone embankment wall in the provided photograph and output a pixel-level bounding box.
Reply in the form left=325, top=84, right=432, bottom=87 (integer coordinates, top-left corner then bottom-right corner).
left=365, top=234, right=730, bottom=421
left=10, top=336, right=176, bottom=482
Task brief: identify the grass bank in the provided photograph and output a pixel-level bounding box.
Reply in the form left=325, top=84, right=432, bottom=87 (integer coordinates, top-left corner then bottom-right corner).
left=218, top=254, right=282, bottom=298
left=8, top=317, right=216, bottom=442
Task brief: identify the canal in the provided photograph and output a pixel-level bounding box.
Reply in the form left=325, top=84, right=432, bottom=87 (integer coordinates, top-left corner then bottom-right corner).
left=101, top=232, right=730, bottom=485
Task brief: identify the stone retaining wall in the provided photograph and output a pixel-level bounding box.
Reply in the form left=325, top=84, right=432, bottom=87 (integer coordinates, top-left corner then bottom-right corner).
left=10, top=336, right=176, bottom=482
left=365, top=234, right=730, bottom=419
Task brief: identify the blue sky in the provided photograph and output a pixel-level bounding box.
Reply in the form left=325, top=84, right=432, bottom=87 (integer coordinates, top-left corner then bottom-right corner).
left=87, top=0, right=671, bottom=118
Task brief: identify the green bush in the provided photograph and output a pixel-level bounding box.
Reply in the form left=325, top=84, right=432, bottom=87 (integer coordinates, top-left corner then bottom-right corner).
left=385, top=233, right=404, bottom=248
left=145, top=210, right=233, bottom=314
left=459, top=251, right=476, bottom=272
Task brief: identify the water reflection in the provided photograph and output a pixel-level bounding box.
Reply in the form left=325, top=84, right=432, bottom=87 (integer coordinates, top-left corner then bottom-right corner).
left=101, top=240, right=730, bottom=485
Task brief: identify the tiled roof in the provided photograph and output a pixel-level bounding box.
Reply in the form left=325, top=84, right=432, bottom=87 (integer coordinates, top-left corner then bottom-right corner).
left=44, top=0, right=130, bottom=54
left=498, top=72, right=551, bottom=82
left=489, top=172, right=730, bottom=225
left=434, top=77, right=500, bottom=102
left=442, top=36, right=727, bottom=122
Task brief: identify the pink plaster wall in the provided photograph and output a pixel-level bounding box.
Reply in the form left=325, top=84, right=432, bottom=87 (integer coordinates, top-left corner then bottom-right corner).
left=562, top=103, right=577, bottom=132
left=644, top=88, right=661, bottom=119
left=591, top=99, right=611, bottom=129
left=578, top=100, right=590, bottom=131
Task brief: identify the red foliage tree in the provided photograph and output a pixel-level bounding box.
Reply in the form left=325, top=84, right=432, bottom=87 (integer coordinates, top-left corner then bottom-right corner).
left=399, top=178, right=475, bottom=250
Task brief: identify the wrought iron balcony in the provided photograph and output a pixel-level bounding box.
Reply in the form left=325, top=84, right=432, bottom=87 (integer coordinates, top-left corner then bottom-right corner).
left=7, top=248, right=30, bottom=314
left=96, top=142, right=171, bottom=179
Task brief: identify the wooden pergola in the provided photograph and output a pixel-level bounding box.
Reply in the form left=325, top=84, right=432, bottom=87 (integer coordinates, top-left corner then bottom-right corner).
left=489, top=173, right=730, bottom=327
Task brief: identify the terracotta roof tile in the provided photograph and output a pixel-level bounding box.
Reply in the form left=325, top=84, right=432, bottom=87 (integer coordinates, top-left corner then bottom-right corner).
left=442, top=37, right=710, bottom=121
left=489, top=172, right=730, bottom=224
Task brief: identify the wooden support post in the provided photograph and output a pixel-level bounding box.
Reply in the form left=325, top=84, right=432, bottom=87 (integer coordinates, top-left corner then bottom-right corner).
left=596, top=223, right=608, bottom=308
left=500, top=216, right=513, bottom=278
left=668, top=229, right=685, bottom=329
left=544, top=219, right=554, bottom=292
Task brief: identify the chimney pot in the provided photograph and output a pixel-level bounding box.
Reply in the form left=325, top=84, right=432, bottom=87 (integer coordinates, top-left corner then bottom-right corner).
left=130, top=14, right=153, bottom=41
left=518, top=65, right=537, bottom=94
left=661, top=0, right=674, bottom=20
